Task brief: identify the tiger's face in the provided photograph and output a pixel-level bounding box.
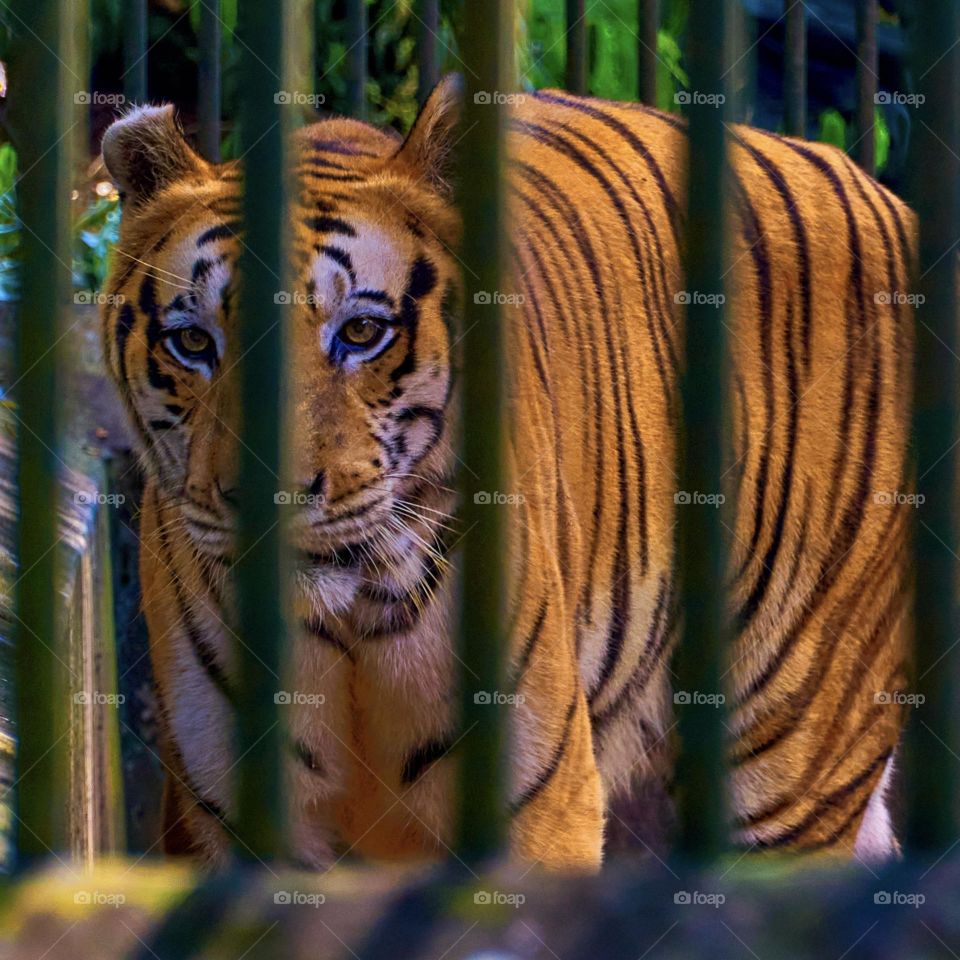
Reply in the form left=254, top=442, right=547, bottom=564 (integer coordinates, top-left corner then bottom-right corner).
left=101, top=82, right=463, bottom=613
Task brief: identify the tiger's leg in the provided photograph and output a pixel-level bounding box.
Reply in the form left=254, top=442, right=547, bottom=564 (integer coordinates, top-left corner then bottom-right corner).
left=509, top=596, right=605, bottom=870
left=729, top=507, right=909, bottom=858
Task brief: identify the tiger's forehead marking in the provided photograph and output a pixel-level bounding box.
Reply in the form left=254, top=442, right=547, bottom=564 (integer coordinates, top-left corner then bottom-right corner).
left=309, top=218, right=412, bottom=311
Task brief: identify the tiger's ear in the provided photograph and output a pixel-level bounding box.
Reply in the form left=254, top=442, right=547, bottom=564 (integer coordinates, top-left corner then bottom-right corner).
left=393, top=74, right=464, bottom=196
left=101, top=105, right=208, bottom=206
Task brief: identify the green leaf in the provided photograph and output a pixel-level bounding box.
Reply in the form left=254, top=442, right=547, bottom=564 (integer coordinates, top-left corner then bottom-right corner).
left=817, top=108, right=847, bottom=151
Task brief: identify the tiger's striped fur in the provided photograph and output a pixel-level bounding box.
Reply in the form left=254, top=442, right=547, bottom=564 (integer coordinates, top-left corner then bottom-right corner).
left=100, top=76, right=913, bottom=868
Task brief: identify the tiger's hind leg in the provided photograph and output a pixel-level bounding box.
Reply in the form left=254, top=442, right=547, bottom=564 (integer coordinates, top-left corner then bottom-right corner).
left=508, top=593, right=605, bottom=870
left=729, top=509, right=909, bottom=859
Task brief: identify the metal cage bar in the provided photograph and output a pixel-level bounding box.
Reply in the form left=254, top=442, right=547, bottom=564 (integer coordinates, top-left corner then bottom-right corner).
left=674, top=0, right=731, bottom=861
left=233, top=0, right=288, bottom=860
left=197, top=0, right=221, bottom=162
left=417, top=0, right=441, bottom=104
left=907, top=0, right=960, bottom=854
left=638, top=0, right=659, bottom=105
left=9, top=0, right=76, bottom=861
left=783, top=0, right=806, bottom=137
left=855, top=0, right=877, bottom=175
left=455, top=0, right=513, bottom=863
left=346, top=0, right=368, bottom=120
left=123, top=0, right=148, bottom=104
left=565, top=0, right=588, bottom=95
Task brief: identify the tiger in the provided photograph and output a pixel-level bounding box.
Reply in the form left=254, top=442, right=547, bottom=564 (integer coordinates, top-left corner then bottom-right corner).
left=100, top=74, right=913, bottom=869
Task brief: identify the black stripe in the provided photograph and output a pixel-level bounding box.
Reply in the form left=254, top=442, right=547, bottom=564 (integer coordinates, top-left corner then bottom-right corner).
left=196, top=223, right=237, bottom=247
left=510, top=697, right=578, bottom=813
left=305, top=215, right=357, bottom=237
left=401, top=738, right=452, bottom=785
left=318, top=244, right=356, bottom=283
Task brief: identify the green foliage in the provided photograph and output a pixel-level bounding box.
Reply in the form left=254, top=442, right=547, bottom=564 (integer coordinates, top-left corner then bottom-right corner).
left=0, top=142, right=120, bottom=302
left=521, top=0, right=688, bottom=107
left=816, top=106, right=890, bottom=173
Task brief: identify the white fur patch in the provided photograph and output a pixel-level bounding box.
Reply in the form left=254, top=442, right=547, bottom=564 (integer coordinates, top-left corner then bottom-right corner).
left=854, top=753, right=899, bottom=863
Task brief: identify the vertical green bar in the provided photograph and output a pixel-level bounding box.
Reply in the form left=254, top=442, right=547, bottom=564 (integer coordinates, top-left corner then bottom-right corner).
left=907, top=0, right=960, bottom=854
left=417, top=0, right=440, bottom=105
left=455, top=0, right=511, bottom=862
left=9, top=0, right=74, bottom=861
left=855, top=0, right=876, bottom=174
left=346, top=0, right=367, bottom=119
left=565, top=0, right=587, bottom=94
left=285, top=0, right=316, bottom=126
left=234, top=0, right=287, bottom=860
left=123, top=0, right=148, bottom=104
left=638, top=0, right=659, bottom=105
left=674, top=0, right=730, bottom=861
left=197, top=0, right=221, bottom=162
left=783, top=0, right=806, bottom=137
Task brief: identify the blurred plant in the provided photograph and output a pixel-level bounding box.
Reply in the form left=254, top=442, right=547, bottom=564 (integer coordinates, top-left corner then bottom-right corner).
left=817, top=106, right=890, bottom=173
left=0, top=143, right=120, bottom=302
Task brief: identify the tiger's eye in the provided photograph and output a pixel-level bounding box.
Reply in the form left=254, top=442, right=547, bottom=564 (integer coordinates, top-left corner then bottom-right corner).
left=177, top=327, right=213, bottom=354
left=339, top=317, right=382, bottom=347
